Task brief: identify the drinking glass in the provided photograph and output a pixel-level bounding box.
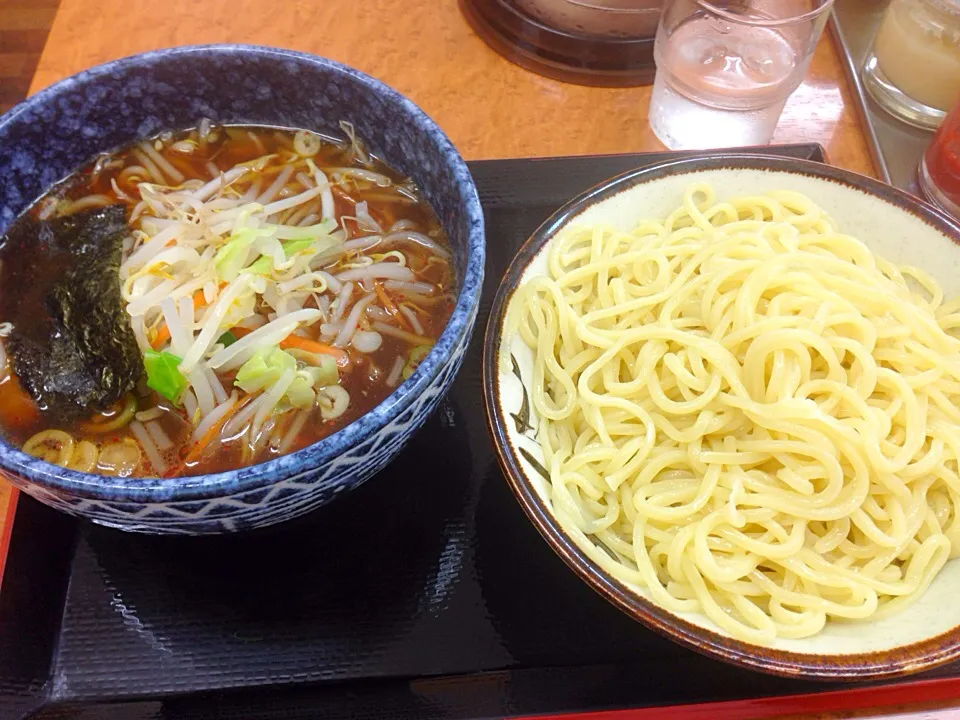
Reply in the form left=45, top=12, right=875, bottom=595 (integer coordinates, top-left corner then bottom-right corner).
left=862, top=0, right=960, bottom=130
left=649, top=0, right=835, bottom=150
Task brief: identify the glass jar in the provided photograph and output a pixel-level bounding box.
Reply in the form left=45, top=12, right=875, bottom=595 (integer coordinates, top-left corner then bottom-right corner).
left=862, top=0, right=960, bottom=129
left=919, top=99, right=960, bottom=219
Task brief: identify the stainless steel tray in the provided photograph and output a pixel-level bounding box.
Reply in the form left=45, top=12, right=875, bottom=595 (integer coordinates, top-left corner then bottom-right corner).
left=829, top=0, right=936, bottom=191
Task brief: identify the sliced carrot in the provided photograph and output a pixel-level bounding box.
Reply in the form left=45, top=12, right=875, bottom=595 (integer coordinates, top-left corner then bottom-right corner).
left=279, top=334, right=349, bottom=366
left=184, top=400, right=243, bottom=465
left=151, top=323, right=171, bottom=350
left=375, top=281, right=399, bottom=316
left=151, top=289, right=213, bottom=350
left=228, top=326, right=348, bottom=366
left=375, top=281, right=412, bottom=331
left=331, top=186, right=358, bottom=204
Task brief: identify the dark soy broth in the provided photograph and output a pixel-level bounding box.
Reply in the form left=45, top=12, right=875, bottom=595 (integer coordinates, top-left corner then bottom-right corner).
left=0, top=124, right=455, bottom=477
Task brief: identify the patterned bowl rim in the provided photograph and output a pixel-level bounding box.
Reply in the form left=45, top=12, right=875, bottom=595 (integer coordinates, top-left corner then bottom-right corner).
left=482, top=153, right=960, bottom=679
left=0, top=44, right=485, bottom=503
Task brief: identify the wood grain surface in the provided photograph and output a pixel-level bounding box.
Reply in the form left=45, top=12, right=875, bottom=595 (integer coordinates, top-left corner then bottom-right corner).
left=26, top=0, right=875, bottom=171
left=0, top=0, right=58, bottom=112
left=4, top=1, right=948, bottom=716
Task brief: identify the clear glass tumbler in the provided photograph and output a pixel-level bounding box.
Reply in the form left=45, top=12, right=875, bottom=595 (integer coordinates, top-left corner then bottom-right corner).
left=862, top=0, right=960, bottom=130
left=649, top=0, right=835, bottom=150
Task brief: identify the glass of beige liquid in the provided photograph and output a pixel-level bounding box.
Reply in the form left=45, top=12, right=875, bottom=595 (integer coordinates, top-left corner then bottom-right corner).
left=862, top=0, right=960, bottom=129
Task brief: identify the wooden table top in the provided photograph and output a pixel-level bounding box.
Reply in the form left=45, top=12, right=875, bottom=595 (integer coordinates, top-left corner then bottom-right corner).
left=4, top=0, right=943, bottom=717
left=27, top=0, right=875, bottom=171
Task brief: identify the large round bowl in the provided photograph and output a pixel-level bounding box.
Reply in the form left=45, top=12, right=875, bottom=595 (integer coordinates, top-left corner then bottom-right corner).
left=0, top=45, right=485, bottom=534
left=483, top=154, right=960, bottom=679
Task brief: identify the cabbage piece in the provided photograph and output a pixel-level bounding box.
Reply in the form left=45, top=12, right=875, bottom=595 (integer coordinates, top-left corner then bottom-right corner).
left=303, top=356, right=339, bottom=387
left=214, top=227, right=259, bottom=282
left=245, top=255, right=274, bottom=276
left=144, top=350, right=188, bottom=403
left=285, top=350, right=340, bottom=385
left=246, top=235, right=343, bottom=276
left=285, top=356, right=340, bottom=409
left=235, top=346, right=296, bottom=394
left=273, top=218, right=337, bottom=239
left=235, top=346, right=338, bottom=411
left=286, top=371, right=316, bottom=409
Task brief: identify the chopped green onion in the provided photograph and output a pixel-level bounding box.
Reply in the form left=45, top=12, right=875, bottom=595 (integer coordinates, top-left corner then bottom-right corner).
left=402, top=344, right=432, bottom=380
left=144, top=350, right=188, bottom=404
left=217, top=331, right=238, bottom=348
left=78, top=393, right=138, bottom=434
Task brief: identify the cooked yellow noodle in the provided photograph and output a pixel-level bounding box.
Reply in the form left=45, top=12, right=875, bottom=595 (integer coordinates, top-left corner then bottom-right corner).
left=510, top=183, right=960, bottom=643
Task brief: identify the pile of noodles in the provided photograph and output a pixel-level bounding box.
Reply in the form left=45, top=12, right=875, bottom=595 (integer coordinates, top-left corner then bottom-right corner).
left=509, top=183, right=960, bottom=643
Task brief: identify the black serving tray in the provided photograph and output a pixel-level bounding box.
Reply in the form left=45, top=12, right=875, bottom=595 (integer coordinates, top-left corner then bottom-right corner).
left=8, top=145, right=951, bottom=720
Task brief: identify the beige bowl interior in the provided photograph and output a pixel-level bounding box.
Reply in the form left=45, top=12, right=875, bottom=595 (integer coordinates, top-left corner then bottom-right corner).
left=495, top=167, right=960, bottom=657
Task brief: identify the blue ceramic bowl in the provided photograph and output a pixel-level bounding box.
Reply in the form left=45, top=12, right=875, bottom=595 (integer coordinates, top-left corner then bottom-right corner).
left=0, top=45, right=485, bottom=534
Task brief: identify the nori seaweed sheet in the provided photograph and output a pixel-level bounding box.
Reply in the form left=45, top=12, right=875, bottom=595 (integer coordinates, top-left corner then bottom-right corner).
left=0, top=205, right=144, bottom=421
